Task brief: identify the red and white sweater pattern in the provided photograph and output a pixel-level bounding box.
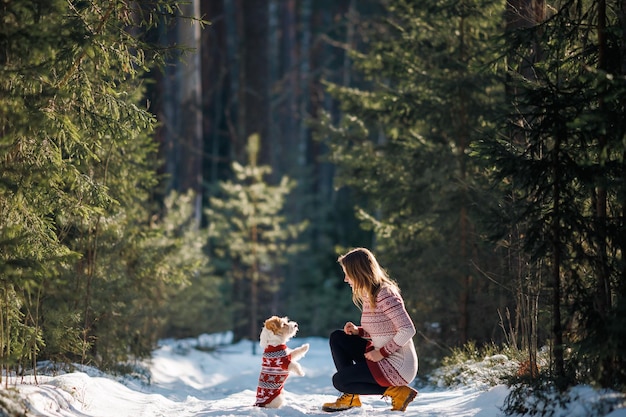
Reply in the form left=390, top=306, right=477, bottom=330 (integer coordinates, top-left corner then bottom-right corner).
left=359, top=285, right=418, bottom=387
left=255, top=344, right=291, bottom=406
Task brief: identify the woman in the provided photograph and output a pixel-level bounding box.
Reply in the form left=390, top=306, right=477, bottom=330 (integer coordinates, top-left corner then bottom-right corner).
left=322, top=247, right=418, bottom=412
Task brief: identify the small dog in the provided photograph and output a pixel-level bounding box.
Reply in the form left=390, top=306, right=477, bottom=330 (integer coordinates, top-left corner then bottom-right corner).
left=254, top=316, right=309, bottom=408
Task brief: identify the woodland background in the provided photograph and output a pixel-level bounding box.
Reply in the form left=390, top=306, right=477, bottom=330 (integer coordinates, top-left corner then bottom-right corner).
left=1, top=0, right=625, bottom=397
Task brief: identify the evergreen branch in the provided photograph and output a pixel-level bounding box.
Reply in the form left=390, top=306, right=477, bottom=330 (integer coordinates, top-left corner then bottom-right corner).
left=57, top=0, right=117, bottom=88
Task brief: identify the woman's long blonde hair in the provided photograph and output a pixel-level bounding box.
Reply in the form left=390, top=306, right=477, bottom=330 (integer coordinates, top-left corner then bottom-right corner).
left=338, top=247, right=399, bottom=309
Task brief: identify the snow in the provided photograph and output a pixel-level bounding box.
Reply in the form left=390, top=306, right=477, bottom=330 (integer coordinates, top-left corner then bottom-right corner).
left=2, top=333, right=624, bottom=417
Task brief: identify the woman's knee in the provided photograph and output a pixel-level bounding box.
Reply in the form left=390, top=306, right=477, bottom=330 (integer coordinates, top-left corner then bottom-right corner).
left=332, top=372, right=347, bottom=392
left=329, top=329, right=344, bottom=340
left=329, top=329, right=345, bottom=347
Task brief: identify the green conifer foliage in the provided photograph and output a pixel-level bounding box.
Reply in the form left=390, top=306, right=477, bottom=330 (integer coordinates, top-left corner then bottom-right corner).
left=158, top=191, right=229, bottom=340
left=478, top=0, right=626, bottom=389
left=1, top=1, right=207, bottom=371
left=206, top=135, right=308, bottom=346
left=317, top=0, right=506, bottom=367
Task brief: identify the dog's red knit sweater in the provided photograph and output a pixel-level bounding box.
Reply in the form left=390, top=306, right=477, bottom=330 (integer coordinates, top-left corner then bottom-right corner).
left=255, top=344, right=291, bottom=407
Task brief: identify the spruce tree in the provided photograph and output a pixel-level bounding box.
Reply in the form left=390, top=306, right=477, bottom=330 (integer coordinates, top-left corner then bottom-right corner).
left=316, top=0, right=506, bottom=364
left=478, top=0, right=626, bottom=390
left=0, top=0, right=211, bottom=371
left=206, top=134, right=308, bottom=349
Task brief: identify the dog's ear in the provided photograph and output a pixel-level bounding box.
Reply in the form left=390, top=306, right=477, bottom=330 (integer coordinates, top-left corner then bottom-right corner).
left=264, top=316, right=282, bottom=334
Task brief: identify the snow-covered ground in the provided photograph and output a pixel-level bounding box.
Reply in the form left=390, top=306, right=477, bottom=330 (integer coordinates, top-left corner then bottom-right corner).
left=3, top=333, right=625, bottom=417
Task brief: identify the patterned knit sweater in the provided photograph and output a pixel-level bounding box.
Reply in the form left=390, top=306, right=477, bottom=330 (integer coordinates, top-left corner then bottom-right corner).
left=255, top=344, right=291, bottom=406
left=358, top=285, right=418, bottom=387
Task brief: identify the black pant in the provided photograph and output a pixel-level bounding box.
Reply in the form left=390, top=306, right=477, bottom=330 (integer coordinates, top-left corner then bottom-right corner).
left=329, top=329, right=387, bottom=395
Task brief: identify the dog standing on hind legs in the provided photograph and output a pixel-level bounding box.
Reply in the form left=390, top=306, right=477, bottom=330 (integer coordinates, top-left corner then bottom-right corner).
left=254, top=316, right=309, bottom=408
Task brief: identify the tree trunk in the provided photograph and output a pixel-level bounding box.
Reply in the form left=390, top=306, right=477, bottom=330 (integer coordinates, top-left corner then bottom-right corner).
left=201, top=0, right=230, bottom=186
left=457, top=0, right=471, bottom=344
left=309, top=4, right=332, bottom=203
left=235, top=0, right=270, bottom=343
left=505, top=0, right=545, bottom=378
left=237, top=0, right=270, bottom=165
left=298, top=0, right=312, bottom=170
left=595, top=0, right=611, bottom=318
left=177, top=0, right=203, bottom=224
left=279, top=0, right=297, bottom=177
left=620, top=0, right=626, bottom=297
left=552, top=125, right=565, bottom=383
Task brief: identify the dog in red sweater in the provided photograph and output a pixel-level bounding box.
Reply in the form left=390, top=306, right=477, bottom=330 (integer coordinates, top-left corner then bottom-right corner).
left=254, top=316, right=309, bottom=408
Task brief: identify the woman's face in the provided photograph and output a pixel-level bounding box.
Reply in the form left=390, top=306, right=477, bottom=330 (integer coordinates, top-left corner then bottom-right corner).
left=342, top=267, right=355, bottom=290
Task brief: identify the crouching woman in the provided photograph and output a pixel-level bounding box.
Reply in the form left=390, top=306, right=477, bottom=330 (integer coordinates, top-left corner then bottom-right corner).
left=323, top=247, right=418, bottom=413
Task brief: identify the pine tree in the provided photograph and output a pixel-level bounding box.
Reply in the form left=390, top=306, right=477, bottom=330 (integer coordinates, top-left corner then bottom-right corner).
left=0, top=0, right=211, bottom=371
left=316, top=0, right=507, bottom=363
left=479, top=0, right=626, bottom=390
left=206, top=135, right=308, bottom=349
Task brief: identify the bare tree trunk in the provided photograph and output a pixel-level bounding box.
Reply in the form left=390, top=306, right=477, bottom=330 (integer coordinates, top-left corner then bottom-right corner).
left=343, top=0, right=355, bottom=87
left=309, top=4, right=337, bottom=207
left=622, top=0, right=626, bottom=75
left=620, top=0, right=626, bottom=297
left=177, top=0, right=203, bottom=224
left=595, top=0, right=611, bottom=318
left=237, top=0, right=270, bottom=165
left=505, top=0, right=545, bottom=378
left=551, top=126, right=565, bottom=382
left=155, top=21, right=177, bottom=194
left=298, top=0, right=312, bottom=170
left=223, top=0, right=241, bottom=161
left=268, top=0, right=279, bottom=179
left=279, top=0, right=297, bottom=177
left=235, top=0, right=270, bottom=344
left=456, top=0, right=471, bottom=344
left=154, top=2, right=203, bottom=221
left=201, top=0, right=230, bottom=186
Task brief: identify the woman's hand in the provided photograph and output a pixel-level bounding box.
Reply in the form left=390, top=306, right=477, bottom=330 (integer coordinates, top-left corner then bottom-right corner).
left=343, top=322, right=359, bottom=335
left=364, top=349, right=384, bottom=362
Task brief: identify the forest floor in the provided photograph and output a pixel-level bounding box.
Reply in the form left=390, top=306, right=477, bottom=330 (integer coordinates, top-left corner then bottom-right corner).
left=2, top=334, right=626, bottom=417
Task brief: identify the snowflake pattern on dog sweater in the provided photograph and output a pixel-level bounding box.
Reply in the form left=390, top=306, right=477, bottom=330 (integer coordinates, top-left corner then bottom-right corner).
left=255, top=344, right=291, bottom=406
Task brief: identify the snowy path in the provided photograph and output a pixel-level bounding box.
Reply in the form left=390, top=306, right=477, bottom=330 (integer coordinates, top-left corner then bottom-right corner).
left=12, top=337, right=507, bottom=416
left=10, top=337, right=625, bottom=416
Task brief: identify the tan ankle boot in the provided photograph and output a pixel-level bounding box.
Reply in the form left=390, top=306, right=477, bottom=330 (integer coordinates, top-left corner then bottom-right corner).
left=383, top=385, right=418, bottom=411
left=321, top=393, right=361, bottom=412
